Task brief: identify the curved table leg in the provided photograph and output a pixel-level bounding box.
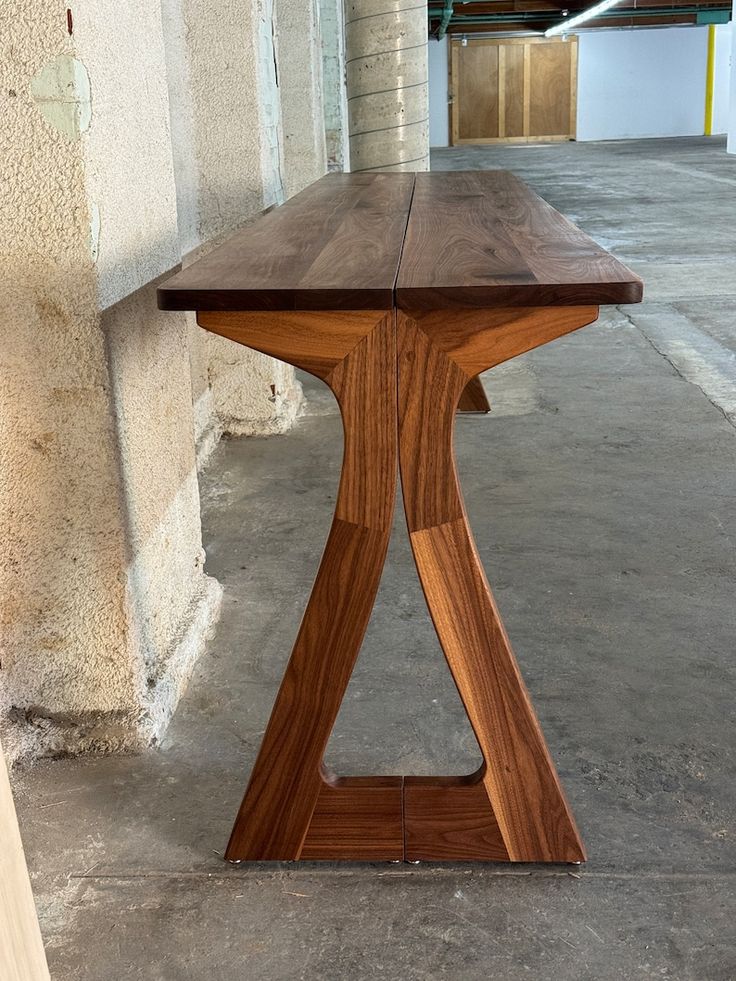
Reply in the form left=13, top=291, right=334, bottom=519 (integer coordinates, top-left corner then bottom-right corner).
left=398, top=307, right=595, bottom=863
left=210, top=310, right=400, bottom=861
left=458, top=375, right=491, bottom=413
left=203, top=303, right=596, bottom=862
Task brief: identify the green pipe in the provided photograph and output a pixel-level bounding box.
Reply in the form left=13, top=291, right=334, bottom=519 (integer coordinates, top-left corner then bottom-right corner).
left=429, top=5, right=728, bottom=21
left=697, top=8, right=730, bottom=21
left=438, top=0, right=454, bottom=38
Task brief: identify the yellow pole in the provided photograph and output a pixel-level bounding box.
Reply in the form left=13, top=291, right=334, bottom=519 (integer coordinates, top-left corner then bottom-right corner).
left=704, top=23, right=716, bottom=136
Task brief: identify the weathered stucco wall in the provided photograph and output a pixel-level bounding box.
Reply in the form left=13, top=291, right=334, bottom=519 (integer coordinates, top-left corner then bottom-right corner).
left=0, top=0, right=220, bottom=764
left=276, top=0, right=328, bottom=196
left=73, top=3, right=220, bottom=715
left=2, top=1, right=133, bottom=759
left=161, top=0, right=332, bottom=457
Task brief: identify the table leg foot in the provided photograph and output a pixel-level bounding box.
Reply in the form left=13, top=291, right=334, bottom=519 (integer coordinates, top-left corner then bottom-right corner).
left=404, top=772, right=508, bottom=862
left=300, top=774, right=404, bottom=861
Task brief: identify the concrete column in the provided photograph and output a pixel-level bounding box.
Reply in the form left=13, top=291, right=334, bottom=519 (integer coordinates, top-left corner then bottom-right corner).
left=0, top=1, right=220, bottom=763
left=161, top=0, right=310, bottom=456
left=344, top=0, right=430, bottom=172
left=319, top=0, right=350, bottom=170
left=728, top=3, right=736, bottom=153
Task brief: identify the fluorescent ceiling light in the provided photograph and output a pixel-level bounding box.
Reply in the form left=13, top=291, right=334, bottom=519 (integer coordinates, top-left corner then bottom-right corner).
left=545, top=0, right=622, bottom=36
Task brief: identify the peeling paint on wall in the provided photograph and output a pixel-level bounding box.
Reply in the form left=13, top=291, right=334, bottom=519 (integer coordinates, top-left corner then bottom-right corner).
left=319, top=0, right=349, bottom=170
left=30, top=55, right=91, bottom=140
left=257, top=0, right=286, bottom=207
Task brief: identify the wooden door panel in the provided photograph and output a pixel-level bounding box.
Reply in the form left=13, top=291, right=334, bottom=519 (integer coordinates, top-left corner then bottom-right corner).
left=529, top=43, right=574, bottom=137
left=451, top=37, right=577, bottom=145
left=503, top=44, right=525, bottom=139
left=457, top=44, right=499, bottom=140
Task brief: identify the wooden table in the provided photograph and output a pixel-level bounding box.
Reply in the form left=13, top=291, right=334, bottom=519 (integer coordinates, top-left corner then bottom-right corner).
left=159, top=171, right=642, bottom=863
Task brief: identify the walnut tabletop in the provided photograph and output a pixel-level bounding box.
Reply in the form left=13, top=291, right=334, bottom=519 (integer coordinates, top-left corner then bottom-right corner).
left=158, top=171, right=642, bottom=866
left=397, top=171, right=643, bottom=310
left=158, top=172, right=414, bottom=311
left=159, top=170, right=642, bottom=312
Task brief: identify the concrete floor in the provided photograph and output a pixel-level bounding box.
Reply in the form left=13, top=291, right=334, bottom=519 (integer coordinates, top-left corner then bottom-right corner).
left=13, top=136, right=736, bottom=979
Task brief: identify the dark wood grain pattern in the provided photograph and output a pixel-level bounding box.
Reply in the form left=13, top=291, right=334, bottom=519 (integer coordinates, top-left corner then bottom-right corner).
left=396, top=170, right=643, bottom=310
left=397, top=307, right=589, bottom=862
left=300, top=775, right=403, bottom=860
left=404, top=773, right=508, bottom=861
left=159, top=173, right=414, bottom=312
left=220, top=307, right=590, bottom=862
left=198, top=310, right=381, bottom=381
left=419, top=305, right=600, bottom=378
left=224, top=311, right=397, bottom=861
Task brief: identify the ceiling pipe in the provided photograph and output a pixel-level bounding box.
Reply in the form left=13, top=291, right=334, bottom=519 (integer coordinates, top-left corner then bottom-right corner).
left=546, top=0, right=622, bottom=34
left=429, top=5, right=729, bottom=23
left=438, top=0, right=455, bottom=37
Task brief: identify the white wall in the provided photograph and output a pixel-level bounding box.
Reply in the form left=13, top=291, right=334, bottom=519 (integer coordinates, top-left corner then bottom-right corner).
left=712, top=23, right=732, bottom=134
left=577, top=27, right=709, bottom=141
left=429, top=36, right=449, bottom=147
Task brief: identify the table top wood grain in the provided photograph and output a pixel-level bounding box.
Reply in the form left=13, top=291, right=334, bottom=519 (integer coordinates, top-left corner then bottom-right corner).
left=158, top=173, right=415, bottom=312
left=158, top=170, right=643, bottom=313
left=396, top=171, right=642, bottom=309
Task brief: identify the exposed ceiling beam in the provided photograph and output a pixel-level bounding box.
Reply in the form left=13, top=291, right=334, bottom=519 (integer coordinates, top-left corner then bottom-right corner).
left=546, top=0, right=627, bottom=34
left=428, top=0, right=731, bottom=32
left=433, top=11, right=705, bottom=29
left=436, top=0, right=727, bottom=11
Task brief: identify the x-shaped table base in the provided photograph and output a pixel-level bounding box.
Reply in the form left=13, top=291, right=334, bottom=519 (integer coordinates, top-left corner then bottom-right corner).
left=199, top=303, right=597, bottom=863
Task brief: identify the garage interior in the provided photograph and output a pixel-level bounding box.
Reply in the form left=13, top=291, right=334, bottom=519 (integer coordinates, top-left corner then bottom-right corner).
left=3, top=1, right=736, bottom=979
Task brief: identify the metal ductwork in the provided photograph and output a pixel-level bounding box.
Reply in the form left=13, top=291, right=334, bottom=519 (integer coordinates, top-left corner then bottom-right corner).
left=344, top=0, right=430, bottom=172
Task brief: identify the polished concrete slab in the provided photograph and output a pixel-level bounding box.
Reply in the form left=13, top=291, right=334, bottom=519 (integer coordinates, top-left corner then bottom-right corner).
left=13, top=137, right=736, bottom=980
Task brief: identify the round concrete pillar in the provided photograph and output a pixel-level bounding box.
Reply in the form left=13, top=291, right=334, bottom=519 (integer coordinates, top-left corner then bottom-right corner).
left=344, top=0, right=430, bottom=172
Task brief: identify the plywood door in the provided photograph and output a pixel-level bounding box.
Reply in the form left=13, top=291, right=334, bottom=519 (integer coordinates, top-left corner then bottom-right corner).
left=451, top=41, right=500, bottom=142
left=501, top=43, right=525, bottom=140
left=529, top=40, right=576, bottom=138
left=451, top=37, right=577, bottom=145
